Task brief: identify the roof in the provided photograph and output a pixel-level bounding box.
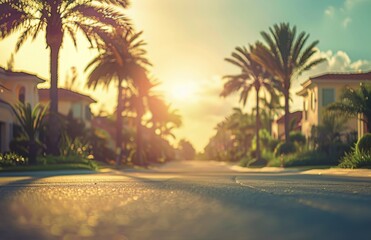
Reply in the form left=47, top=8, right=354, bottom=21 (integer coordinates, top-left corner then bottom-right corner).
left=297, top=71, right=371, bottom=96
left=0, top=67, right=45, bottom=83
left=38, top=88, right=96, bottom=104
left=310, top=71, right=371, bottom=81
left=275, top=111, right=302, bottom=124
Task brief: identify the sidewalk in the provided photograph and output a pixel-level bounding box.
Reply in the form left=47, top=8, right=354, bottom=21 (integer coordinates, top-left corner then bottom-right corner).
left=230, top=165, right=371, bottom=178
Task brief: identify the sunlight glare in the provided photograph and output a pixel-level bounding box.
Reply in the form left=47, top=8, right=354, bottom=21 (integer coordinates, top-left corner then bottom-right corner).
left=169, top=83, right=198, bottom=101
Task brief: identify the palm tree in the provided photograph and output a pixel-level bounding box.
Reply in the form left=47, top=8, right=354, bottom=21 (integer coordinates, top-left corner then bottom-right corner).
left=0, top=0, right=131, bottom=155
left=85, top=30, right=150, bottom=165
left=252, top=23, right=325, bottom=142
left=327, top=83, right=371, bottom=133
left=221, top=44, right=274, bottom=161
left=12, top=103, right=48, bottom=165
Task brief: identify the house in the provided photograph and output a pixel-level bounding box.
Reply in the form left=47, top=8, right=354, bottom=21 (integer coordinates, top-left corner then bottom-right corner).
left=271, top=111, right=302, bottom=140
left=0, top=67, right=45, bottom=152
left=38, top=88, right=96, bottom=127
left=296, top=71, right=371, bottom=139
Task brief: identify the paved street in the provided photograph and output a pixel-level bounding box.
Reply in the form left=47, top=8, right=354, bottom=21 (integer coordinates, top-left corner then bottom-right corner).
left=0, top=161, right=370, bottom=240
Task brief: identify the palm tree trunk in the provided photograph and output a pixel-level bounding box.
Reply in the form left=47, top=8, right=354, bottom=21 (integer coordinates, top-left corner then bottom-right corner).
left=116, top=79, right=123, bottom=165
left=284, top=87, right=290, bottom=142
left=135, top=111, right=144, bottom=166
left=47, top=45, right=61, bottom=155
left=256, top=88, right=261, bottom=161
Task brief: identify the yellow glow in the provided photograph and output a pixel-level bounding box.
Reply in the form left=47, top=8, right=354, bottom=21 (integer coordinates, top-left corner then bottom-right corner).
left=169, top=83, right=198, bottom=101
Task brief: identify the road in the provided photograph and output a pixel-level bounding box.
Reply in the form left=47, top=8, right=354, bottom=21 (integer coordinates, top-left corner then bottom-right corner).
left=0, top=161, right=370, bottom=240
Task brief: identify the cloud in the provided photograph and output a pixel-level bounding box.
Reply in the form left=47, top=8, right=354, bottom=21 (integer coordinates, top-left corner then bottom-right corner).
left=324, top=6, right=335, bottom=17
left=342, top=17, right=352, bottom=28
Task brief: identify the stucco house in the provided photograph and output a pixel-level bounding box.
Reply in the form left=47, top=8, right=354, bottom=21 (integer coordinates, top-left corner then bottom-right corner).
left=272, top=111, right=302, bottom=140
left=296, top=71, right=371, bottom=139
left=38, top=88, right=96, bottom=127
left=0, top=67, right=45, bottom=152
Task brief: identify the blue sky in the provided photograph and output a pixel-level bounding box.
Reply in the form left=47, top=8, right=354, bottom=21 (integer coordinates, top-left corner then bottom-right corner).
left=1, top=0, right=371, bottom=150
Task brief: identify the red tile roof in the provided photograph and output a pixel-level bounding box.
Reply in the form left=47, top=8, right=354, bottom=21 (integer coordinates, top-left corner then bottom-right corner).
left=275, top=111, right=302, bottom=124
left=38, top=88, right=96, bottom=103
left=311, top=71, right=371, bottom=80
left=0, top=67, right=45, bottom=83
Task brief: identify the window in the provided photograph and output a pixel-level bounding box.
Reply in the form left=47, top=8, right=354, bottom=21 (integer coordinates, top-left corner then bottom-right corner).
left=85, top=106, right=92, bottom=121
left=322, top=88, right=335, bottom=107
left=303, top=99, right=308, bottom=120
left=71, top=103, right=82, bottom=119
left=311, top=90, right=316, bottom=111
left=18, top=86, right=25, bottom=103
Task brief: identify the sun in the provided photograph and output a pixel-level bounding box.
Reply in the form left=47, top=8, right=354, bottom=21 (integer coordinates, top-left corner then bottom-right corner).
left=169, top=83, right=198, bottom=101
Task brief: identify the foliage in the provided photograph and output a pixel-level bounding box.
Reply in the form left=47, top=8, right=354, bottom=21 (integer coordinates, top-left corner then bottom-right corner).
left=289, top=131, right=306, bottom=145
left=222, top=44, right=277, bottom=161
left=274, top=142, right=296, bottom=157
left=339, top=148, right=371, bottom=169
left=38, top=155, right=98, bottom=170
left=252, top=22, right=325, bottom=141
left=327, top=83, right=371, bottom=133
left=0, top=0, right=131, bottom=155
left=356, top=133, right=371, bottom=154
left=268, top=150, right=337, bottom=167
left=11, top=103, right=47, bottom=165
left=310, top=111, right=350, bottom=154
left=178, top=139, right=196, bottom=160
left=252, top=129, right=280, bottom=152
left=0, top=152, right=28, bottom=167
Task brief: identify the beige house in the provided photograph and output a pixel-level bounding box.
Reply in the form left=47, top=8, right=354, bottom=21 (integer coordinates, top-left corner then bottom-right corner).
left=38, top=88, right=96, bottom=127
left=0, top=67, right=45, bottom=152
left=296, top=71, right=371, bottom=139
left=272, top=111, right=302, bottom=140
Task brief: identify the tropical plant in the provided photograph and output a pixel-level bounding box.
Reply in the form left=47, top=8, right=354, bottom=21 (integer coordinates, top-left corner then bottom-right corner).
left=86, top=30, right=150, bottom=165
left=221, top=44, right=275, bottom=161
left=12, top=103, right=47, bottom=165
left=327, top=83, right=371, bottom=133
left=356, top=133, right=371, bottom=154
left=0, top=0, right=131, bottom=155
left=252, top=22, right=325, bottom=142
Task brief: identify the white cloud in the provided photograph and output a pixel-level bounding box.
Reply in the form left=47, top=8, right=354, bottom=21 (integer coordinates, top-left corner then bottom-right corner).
left=324, top=6, right=335, bottom=17
left=342, top=17, right=352, bottom=28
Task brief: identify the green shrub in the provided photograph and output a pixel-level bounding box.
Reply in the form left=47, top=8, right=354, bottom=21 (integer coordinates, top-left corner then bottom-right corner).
left=0, top=152, right=28, bottom=167
left=289, top=131, right=306, bottom=145
left=274, top=142, right=296, bottom=156
left=356, top=133, right=371, bottom=154
left=339, top=148, right=371, bottom=169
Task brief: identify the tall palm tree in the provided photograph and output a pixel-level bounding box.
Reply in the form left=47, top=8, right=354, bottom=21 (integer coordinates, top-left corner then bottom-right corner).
left=252, top=23, right=325, bottom=142
left=0, top=0, right=131, bottom=155
left=327, top=83, right=371, bottom=133
left=221, top=44, right=274, bottom=161
left=85, top=30, right=150, bottom=165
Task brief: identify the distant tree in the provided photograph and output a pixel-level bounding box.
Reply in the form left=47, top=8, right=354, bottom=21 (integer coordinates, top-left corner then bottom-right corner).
left=178, top=139, right=196, bottom=160
left=221, top=44, right=275, bottom=161
left=252, top=23, right=325, bottom=142
left=86, top=30, right=150, bottom=165
left=327, top=83, right=371, bottom=133
left=0, top=0, right=131, bottom=155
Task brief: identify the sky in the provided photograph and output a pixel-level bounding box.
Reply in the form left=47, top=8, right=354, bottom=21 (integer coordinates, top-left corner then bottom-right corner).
left=1, top=0, right=371, bottom=151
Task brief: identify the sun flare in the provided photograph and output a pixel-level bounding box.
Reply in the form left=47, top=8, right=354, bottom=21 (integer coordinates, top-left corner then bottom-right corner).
left=169, top=83, right=198, bottom=101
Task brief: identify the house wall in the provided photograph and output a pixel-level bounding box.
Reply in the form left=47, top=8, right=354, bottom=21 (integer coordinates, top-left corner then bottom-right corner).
left=39, top=99, right=92, bottom=127
left=300, top=80, right=370, bottom=139
left=3, top=79, right=39, bottom=107
left=0, top=103, right=14, bottom=152
left=301, top=85, right=319, bottom=139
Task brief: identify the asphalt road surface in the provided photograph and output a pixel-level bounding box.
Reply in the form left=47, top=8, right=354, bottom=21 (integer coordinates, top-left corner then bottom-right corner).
left=0, top=161, right=370, bottom=240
